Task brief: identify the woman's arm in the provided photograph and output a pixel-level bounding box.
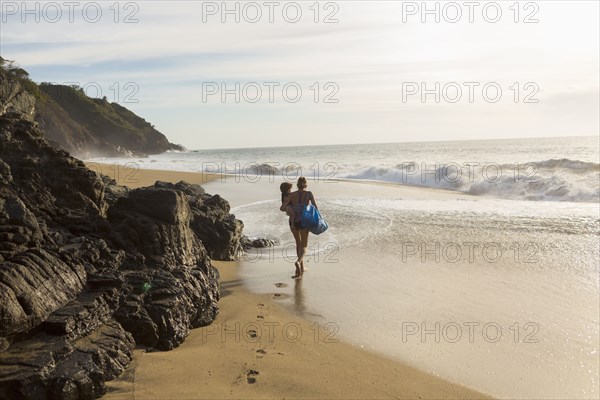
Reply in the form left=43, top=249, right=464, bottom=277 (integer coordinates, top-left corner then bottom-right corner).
left=309, top=192, right=318, bottom=210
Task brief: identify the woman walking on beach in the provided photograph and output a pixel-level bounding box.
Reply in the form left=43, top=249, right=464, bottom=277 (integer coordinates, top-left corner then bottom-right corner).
left=280, top=177, right=318, bottom=278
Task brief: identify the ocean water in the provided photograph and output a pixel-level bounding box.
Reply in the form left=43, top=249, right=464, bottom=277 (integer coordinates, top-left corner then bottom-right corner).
left=91, top=136, right=600, bottom=398
left=93, top=136, right=600, bottom=203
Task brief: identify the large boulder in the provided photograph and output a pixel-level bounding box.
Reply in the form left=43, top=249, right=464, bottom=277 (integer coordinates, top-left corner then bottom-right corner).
left=107, top=185, right=221, bottom=349
left=152, top=181, right=244, bottom=261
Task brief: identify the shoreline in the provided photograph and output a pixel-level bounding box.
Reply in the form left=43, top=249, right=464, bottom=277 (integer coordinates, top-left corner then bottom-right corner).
left=102, top=166, right=490, bottom=399
left=85, top=161, right=470, bottom=196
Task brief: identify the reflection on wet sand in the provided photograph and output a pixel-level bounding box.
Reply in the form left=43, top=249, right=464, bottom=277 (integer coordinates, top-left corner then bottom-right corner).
left=294, top=277, right=305, bottom=315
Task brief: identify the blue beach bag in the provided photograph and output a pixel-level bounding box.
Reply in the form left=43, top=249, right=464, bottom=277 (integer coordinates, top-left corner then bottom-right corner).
left=301, top=204, right=329, bottom=235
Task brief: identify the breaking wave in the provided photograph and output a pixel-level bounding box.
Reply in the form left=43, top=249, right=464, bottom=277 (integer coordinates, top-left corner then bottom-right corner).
left=340, top=159, right=600, bottom=203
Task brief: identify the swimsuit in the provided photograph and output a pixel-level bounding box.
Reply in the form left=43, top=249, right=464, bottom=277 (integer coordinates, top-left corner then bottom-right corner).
left=290, top=191, right=309, bottom=229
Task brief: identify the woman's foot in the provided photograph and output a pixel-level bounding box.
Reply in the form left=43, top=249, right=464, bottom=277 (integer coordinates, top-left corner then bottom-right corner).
left=292, top=261, right=302, bottom=279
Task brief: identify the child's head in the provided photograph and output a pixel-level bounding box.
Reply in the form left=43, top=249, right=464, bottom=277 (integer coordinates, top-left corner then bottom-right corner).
left=280, top=182, right=293, bottom=194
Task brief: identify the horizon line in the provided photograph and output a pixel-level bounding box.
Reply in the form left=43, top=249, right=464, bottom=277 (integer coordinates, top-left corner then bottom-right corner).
left=183, top=135, right=599, bottom=152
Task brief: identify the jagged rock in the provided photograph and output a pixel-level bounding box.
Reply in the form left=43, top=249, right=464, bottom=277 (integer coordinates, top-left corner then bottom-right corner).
left=115, top=264, right=219, bottom=350
left=151, top=181, right=244, bottom=261
left=0, top=320, right=134, bottom=400
left=42, top=290, right=119, bottom=341
left=240, top=235, right=277, bottom=250
left=99, top=176, right=129, bottom=209
left=191, top=193, right=244, bottom=261
left=108, top=187, right=203, bottom=267
left=0, top=161, right=12, bottom=184
left=0, top=249, right=86, bottom=337
left=0, top=74, right=35, bottom=121
left=107, top=184, right=221, bottom=349
left=0, top=72, right=242, bottom=399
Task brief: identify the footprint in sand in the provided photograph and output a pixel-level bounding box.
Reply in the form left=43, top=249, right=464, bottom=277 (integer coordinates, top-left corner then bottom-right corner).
left=246, top=369, right=259, bottom=384
left=274, top=282, right=287, bottom=288
left=272, top=293, right=290, bottom=300
left=256, top=349, right=267, bottom=355
left=247, top=329, right=258, bottom=339
left=256, top=303, right=267, bottom=319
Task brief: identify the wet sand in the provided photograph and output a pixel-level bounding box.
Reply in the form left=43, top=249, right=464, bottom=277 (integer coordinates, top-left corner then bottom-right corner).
left=105, top=260, right=488, bottom=400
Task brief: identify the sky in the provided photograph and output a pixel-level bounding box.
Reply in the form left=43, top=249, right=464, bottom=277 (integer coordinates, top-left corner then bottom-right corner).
left=1, top=0, right=598, bottom=149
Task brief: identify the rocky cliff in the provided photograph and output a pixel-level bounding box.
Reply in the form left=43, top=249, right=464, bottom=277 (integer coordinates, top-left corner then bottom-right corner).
left=36, top=84, right=185, bottom=158
left=0, top=72, right=243, bottom=399
left=0, top=61, right=184, bottom=158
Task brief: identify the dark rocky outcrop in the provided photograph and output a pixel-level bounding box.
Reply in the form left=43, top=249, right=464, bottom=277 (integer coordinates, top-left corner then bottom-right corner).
left=0, top=321, right=134, bottom=400
left=151, top=181, right=244, bottom=261
left=241, top=235, right=277, bottom=250
left=0, top=72, right=243, bottom=399
left=0, top=75, right=35, bottom=121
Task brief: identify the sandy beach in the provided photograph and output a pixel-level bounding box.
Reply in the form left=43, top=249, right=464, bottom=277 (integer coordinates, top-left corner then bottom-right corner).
left=86, top=162, right=218, bottom=189
left=99, top=165, right=489, bottom=400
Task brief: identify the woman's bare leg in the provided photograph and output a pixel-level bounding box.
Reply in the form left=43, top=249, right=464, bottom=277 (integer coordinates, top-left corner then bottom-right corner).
left=299, top=229, right=309, bottom=272
left=290, top=227, right=302, bottom=277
